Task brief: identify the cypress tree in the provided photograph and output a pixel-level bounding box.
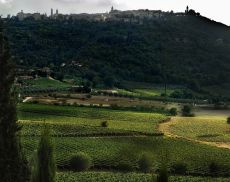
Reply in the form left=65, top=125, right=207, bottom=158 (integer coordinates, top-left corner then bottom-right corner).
left=0, top=20, right=29, bottom=181
left=35, top=126, right=56, bottom=182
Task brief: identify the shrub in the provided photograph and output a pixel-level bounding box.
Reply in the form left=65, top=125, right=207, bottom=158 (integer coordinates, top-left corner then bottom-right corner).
left=31, top=100, right=39, bottom=104
left=157, top=165, right=168, bottom=182
left=171, top=162, right=187, bottom=175
left=69, top=152, right=92, bottom=171
left=101, top=121, right=108, bottom=127
left=116, top=161, right=134, bottom=172
left=111, top=104, right=119, bottom=109
left=227, top=117, right=230, bottom=124
left=86, top=94, right=92, bottom=99
left=138, top=154, right=152, bottom=172
left=169, top=108, right=177, bottom=116
left=161, top=93, right=167, bottom=97
left=209, top=161, right=221, bottom=177
left=116, top=147, right=138, bottom=172
left=182, top=105, right=194, bottom=117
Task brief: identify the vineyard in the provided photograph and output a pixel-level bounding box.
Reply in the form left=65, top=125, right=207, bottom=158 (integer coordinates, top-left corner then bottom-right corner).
left=21, top=136, right=230, bottom=175
left=18, top=103, right=167, bottom=135
left=165, top=116, right=230, bottom=143
left=56, top=172, right=230, bottom=182
left=17, top=103, right=230, bottom=181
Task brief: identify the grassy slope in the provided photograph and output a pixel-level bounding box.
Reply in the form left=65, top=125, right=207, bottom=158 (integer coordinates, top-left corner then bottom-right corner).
left=118, top=82, right=179, bottom=97
left=23, top=78, right=71, bottom=89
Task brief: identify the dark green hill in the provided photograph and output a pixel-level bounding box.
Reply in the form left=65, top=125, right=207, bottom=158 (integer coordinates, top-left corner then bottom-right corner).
left=4, top=11, right=230, bottom=96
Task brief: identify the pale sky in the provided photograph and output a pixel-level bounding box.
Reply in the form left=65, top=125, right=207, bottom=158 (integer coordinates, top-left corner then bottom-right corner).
left=0, top=0, right=230, bottom=25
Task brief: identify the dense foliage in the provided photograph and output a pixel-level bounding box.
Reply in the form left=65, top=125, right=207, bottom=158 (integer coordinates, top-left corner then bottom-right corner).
left=4, top=12, right=230, bottom=92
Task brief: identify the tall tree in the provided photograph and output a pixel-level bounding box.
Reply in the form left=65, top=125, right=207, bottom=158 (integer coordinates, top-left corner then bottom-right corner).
left=35, top=126, right=56, bottom=182
left=0, top=19, right=29, bottom=182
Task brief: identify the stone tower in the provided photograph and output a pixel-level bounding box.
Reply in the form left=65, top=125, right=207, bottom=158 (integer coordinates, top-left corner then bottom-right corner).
left=51, top=8, right=53, bottom=17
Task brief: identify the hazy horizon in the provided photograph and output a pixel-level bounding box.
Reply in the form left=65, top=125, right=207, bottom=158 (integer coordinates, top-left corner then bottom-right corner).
left=0, top=0, right=230, bottom=25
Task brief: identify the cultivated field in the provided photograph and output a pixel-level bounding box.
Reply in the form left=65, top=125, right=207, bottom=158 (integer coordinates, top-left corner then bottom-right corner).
left=159, top=109, right=230, bottom=148
left=18, top=103, right=167, bottom=135
left=22, top=78, right=71, bottom=89
left=17, top=103, right=230, bottom=179
left=22, top=136, right=230, bottom=175
left=56, top=172, right=230, bottom=182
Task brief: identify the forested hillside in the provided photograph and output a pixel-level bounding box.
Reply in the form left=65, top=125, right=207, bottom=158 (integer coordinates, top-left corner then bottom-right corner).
left=4, top=12, right=230, bottom=91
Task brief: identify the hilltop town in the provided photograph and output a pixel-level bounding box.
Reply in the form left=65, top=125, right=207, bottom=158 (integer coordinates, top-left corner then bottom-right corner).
left=7, top=6, right=195, bottom=23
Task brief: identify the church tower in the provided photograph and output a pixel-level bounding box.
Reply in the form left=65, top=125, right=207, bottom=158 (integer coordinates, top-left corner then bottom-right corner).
left=111, top=6, right=114, bottom=12
left=51, top=8, right=54, bottom=17
left=185, top=6, right=189, bottom=14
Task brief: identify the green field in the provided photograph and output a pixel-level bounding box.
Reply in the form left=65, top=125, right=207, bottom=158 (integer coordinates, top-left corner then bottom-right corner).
left=116, top=88, right=176, bottom=97
left=20, top=78, right=71, bottom=95
left=23, top=78, right=71, bottom=89
left=118, top=81, right=181, bottom=97
left=134, top=88, right=174, bottom=97
left=18, top=103, right=167, bottom=135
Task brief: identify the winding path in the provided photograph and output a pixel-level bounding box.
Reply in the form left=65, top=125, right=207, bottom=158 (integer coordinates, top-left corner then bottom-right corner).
left=158, top=117, right=230, bottom=150
left=22, top=97, right=33, bottom=103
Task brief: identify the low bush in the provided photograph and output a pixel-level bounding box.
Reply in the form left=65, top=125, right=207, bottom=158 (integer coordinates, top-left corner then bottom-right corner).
left=69, top=152, right=92, bottom=171
left=227, top=117, right=230, bottom=124
left=116, top=161, right=134, bottom=172
left=209, top=161, right=221, bottom=177
left=101, top=121, right=108, bottom=127
left=86, top=94, right=92, bottom=99
left=138, top=154, right=153, bottom=172
left=157, top=165, right=168, bottom=182
left=171, top=162, right=187, bottom=175
left=31, top=100, right=39, bottom=104
left=169, top=108, right=177, bottom=116
left=110, top=104, right=119, bottom=109
left=182, top=105, right=195, bottom=117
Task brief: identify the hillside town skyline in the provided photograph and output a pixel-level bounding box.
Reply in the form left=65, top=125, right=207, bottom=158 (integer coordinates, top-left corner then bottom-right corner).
left=0, top=0, right=230, bottom=25
left=2, top=6, right=221, bottom=26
